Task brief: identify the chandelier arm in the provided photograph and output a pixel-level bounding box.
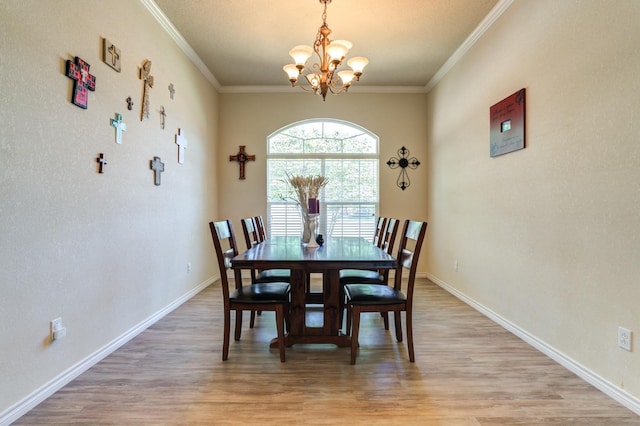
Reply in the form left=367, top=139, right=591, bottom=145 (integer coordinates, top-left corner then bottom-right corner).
left=292, top=83, right=318, bottom=95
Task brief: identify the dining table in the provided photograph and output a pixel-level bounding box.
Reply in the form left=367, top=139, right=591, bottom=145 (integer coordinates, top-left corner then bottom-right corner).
left=231, top=236, right=397, bottom=347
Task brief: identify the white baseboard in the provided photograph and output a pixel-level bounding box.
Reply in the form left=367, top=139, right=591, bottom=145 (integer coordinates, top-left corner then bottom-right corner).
left=426, top=272, right=640, bottom=416
left=0, top=277, right=217, bottom=426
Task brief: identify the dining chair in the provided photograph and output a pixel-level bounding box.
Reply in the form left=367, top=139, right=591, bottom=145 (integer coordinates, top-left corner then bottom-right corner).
left=372, top=216, right=388, bottom=247
left=240, top=217, right=291, bottom=284
left=240, top=217, right=292, bottom=327
left=339, top=218, right=399, bottom=329
left=254, top=215, right=267, bottom=242
left=209, top=219, right=290, bottom=362
left=344, top=219, right=428, bottom=364
left=339, top=218, right=399, bottom=285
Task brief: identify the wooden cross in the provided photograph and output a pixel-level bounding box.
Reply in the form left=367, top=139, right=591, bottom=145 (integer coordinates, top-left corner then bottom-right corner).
left=110, top=113, right=127, bottom=144
left=65, top=56, right=96, bottom=109
left=229, top=145, right=255, bottom=180
left=168, top=83, right=175, bottom=100
left=96, top=153, right=107, bottom=173
left=150, top=156, right=164, bottom=185
left=175, top=128, right=188, bottom=164
left=160, top=106, right=167, bottom=130
left=140, top=60, right=154, bottom=121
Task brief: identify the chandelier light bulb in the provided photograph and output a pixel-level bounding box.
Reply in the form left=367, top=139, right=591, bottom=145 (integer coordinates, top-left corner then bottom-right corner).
left=308, top=73, right=320, bottom=88
left=326, top=40, right=352, bottom=62
left=289, top=45, right=314, bottom=66
left=347, top=56, right=369, bottom=75
left=283, top=64, right=300, bottom=82
left=337, top=70, right=355, bottom=85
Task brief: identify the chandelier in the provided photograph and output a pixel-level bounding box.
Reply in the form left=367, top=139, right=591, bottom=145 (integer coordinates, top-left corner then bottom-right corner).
left=283, top=0, right=368, bottom=101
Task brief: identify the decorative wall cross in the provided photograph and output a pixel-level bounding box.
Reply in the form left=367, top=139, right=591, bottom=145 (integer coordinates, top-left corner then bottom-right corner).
left=175, top=128, right=188, bottom=164
left=160, top=106, right=167, bottom=130
left=65, top=56, right=96, bottom=109
left=229, top=145, right=255, bottom=180
left=387, top=146, right=421, bottom=190
left=96, top=153, right=107, bottom=173
left=150, top=156, right=164, bottom=185
left=110, top=113, right=127, bottom=144
left=140, top=60, right=154, bottom=121
left=102, top=38, right=121, bottom=72
left=168, top=83, right=175, bottom=100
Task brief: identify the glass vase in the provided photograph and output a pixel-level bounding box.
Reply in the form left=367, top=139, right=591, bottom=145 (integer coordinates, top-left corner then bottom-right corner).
left=300, top=211, right=319, bottom=244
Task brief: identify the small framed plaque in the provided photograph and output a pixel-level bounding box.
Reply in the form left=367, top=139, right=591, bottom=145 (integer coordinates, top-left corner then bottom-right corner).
left=490, top=88, right=525, bottom=157
left=102, top=38, right=121, bottom=72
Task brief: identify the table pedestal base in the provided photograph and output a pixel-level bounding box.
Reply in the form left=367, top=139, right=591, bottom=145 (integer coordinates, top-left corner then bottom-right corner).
left=270, top=333, right=351, bottom=348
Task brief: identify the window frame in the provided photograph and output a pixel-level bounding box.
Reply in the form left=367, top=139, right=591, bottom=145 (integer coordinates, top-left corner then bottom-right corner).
left=266, top=119, right=380, bottom=241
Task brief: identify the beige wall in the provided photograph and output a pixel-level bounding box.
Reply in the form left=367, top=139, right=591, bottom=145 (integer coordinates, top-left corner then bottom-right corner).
left=0, top=0, right=219, bottom=414
left=218, top=92, right=429, bottom=260
left=425, top=0, right=640, bottom=399
left=3, top=0, right=639, bottom=419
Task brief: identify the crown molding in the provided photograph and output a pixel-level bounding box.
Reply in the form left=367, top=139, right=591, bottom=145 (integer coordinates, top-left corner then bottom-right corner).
left=218, top=85, right=428, bottom=94
left=140, top=0, right=221, bottom=90
left=425, top=0, right=514, bottom=93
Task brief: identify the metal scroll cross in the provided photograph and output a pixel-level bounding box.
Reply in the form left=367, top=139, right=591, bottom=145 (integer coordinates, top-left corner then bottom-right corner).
left=229, top=145, right=255, bottom=180
left=150, top=156, right=164, bottom=185
left=65, top=56, right=96, bottom=109
left=386, top=146, right=421, bottom=190
left=110, top=113, right=127, bottom=144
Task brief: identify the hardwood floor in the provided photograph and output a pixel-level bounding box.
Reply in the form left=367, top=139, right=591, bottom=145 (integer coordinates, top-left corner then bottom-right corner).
left=15, top=279, right=639, bottom=425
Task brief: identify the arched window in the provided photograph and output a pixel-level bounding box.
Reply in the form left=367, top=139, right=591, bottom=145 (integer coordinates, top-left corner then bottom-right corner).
left=267, top=119, right=379, bottom=240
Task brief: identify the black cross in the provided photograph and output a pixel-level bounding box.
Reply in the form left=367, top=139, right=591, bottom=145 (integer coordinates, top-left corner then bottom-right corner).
left=96, top=153, right=107, bottom=173
left=387, top=146, right=421, bottom=190
left=150, top=156, right=164, bottom=185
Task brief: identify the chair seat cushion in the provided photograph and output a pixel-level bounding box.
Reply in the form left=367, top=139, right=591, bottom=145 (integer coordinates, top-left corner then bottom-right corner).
left=339, top=269, right=384, bottom=284
left=255, top=269, right=291, bottom=283
left=231, top=282, right=290, bottom=303
left=344, top=284, right=406, bottom=305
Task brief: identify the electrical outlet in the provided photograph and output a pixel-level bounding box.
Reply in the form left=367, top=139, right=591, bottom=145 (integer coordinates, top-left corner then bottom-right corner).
left=454, top=260, right=459, bottom=272
left=50, top=317, right=67, bottom=342
left=618, top=326, right=632, bottom=351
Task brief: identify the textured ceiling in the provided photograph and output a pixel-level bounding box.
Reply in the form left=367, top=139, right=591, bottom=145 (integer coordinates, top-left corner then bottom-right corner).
left=151, top=0, right=500, bottom=91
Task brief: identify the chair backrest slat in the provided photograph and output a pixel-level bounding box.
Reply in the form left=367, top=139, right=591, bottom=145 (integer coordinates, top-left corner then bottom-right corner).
left=381, top=218, right=399, bottom=255
left=373, top=217, right=388, bottom=247
left=210, top=219, right=241, bottom=301
left=254, top=215, right=267, bottom=242
left=241, top=217, right=260, bottom=250
left=393, top=220, right=428, bottom=304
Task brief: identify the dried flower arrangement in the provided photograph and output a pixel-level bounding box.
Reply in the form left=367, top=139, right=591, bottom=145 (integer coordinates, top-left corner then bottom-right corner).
left=285, top=174, right=328, bottom=215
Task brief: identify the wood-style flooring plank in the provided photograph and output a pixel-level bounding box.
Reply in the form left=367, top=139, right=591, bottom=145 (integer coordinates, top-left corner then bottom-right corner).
left=14, top=279, right=639, bottom=425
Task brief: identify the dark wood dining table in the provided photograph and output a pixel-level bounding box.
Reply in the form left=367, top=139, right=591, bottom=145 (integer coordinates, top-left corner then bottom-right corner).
left=231, top=236, right=396, bottom=347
